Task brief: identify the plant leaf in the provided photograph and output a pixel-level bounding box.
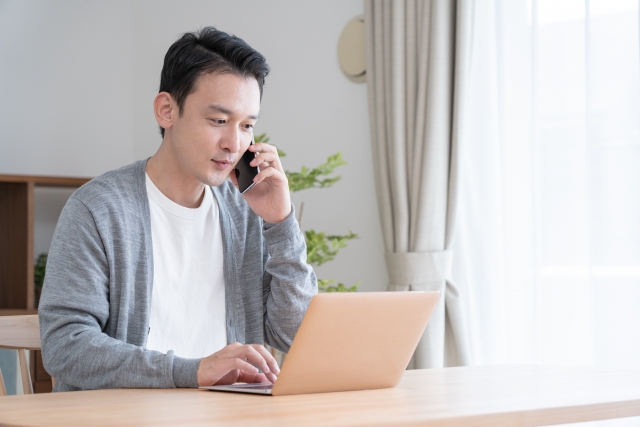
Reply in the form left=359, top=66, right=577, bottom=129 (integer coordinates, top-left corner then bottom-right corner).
left=305, top=230, right=358, bottom=266
left=318, top=279, right=360, bottom=293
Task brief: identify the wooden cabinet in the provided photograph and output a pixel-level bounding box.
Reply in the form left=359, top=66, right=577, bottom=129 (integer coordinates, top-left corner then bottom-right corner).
left=0, top=174, right=91, bottom=393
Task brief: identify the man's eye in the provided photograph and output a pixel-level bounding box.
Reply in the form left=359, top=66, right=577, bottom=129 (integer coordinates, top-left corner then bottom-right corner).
left=244, top=124, right=255, bottom=130
left=210, top=119, right=226, bottom=125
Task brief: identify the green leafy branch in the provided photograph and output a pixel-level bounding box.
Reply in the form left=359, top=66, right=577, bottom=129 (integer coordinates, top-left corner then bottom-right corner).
left=255, top=133, right=346, bottom=193
left=285, top=153, right=347, bottom=192
left=305, top=230, right=359, bottom=293
left=318, top=279, right=360, bottom=293
left=305, top=230, right=357, bottom=266
left=254, top=133, right=286, bottom=157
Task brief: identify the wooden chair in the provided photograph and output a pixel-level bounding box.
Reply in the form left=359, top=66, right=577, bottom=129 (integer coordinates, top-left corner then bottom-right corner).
left=0, top=315, right=49, bottom=396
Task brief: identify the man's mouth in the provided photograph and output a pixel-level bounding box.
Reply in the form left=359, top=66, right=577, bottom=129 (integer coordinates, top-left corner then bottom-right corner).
left=212, top=159, right=233, bottom=169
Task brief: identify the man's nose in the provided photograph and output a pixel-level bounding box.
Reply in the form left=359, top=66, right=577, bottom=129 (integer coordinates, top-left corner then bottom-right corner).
left=220, top=127, right=242, bottom=153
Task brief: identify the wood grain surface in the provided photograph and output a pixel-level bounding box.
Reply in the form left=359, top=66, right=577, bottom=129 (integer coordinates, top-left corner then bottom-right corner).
left=0, top=310, right=38, bottom=316
left=0, top=315, right=41, bottom=350
left=0, top=365, right=639, bottom=426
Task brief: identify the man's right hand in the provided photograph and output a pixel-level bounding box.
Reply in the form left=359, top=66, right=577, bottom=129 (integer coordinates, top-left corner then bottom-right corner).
left=196, top=342, right=280, bottom=386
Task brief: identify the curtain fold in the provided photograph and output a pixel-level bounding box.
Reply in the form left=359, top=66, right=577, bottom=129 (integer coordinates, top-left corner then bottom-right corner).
left=365, top=0, right=473, bottom=368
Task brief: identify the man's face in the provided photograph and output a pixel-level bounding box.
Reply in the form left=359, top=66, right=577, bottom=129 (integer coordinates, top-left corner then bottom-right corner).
left=168, top=72, right=261, bottom=187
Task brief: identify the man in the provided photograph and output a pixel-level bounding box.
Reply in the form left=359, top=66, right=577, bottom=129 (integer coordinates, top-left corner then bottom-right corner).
left=39, top=27, right=317, bottom=391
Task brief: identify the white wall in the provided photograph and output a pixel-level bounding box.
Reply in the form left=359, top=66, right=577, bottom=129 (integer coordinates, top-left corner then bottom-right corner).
left=0, top=0, right=134, bottom=177
left=0, top=0, right=388, bottom=293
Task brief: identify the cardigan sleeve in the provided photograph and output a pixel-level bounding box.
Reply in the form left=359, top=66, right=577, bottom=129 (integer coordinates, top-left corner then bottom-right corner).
left=260, top=206, right=318, bottom=352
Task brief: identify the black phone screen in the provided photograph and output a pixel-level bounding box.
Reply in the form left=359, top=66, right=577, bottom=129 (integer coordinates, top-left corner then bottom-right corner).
left=235, top=141, right=259, bottom=194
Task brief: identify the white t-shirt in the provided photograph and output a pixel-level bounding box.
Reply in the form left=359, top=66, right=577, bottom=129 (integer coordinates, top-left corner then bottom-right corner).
left=145, top=174, right=227, bottom=358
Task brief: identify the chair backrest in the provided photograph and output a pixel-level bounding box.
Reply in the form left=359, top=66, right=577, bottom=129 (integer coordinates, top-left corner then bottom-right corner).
left=0, top=315, right=41, bottom=396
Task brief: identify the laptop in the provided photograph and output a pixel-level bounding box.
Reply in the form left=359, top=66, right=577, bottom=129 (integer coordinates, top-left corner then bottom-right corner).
left=200, top=291, right=440, bottom=396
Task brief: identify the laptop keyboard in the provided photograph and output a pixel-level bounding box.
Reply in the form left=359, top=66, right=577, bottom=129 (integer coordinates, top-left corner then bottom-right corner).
left=229, top=383, right=273, bottom=390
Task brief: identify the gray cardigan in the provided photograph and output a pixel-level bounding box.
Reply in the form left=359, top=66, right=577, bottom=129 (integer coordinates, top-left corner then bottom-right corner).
left=38, top=160, right=317, bottom=391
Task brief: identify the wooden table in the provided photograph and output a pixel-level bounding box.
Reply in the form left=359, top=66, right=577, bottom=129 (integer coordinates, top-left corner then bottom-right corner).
left=1, top=365, right=639, bottom=426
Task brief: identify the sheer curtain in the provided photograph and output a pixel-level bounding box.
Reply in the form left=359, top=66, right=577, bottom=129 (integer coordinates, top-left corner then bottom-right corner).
left=455, top=0, right=640, bottom=393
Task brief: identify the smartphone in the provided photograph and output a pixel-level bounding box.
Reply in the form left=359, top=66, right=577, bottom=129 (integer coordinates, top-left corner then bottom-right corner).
left=235, top=137, right=259, bottom=194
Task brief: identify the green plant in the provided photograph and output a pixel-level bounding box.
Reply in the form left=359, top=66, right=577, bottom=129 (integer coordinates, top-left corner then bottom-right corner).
left=284, top=153, right=347, bottom=192
left=305, top=230, right=357, bottom=266
left=34, top=253, right=47, bottom=308
left=34, top=253, right=48, bottom=290
left=255, top=133, right=359, bottom=293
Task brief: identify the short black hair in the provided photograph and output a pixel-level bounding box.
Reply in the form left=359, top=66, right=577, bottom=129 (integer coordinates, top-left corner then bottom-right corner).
left=158, top=27, right=270, bottom=137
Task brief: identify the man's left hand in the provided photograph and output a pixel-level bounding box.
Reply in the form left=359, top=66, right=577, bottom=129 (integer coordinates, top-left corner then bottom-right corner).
left=230, top=142, right=291, bottom=224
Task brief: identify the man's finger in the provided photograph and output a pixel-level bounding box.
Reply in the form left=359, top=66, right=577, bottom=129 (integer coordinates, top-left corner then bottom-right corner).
left=227, top=345, right=272, bottom=374
left=250, top=152, right=282, bottom=172
left=237, top=370, right=271, bottom=384
left=250, top=345, right=280, bottom=375
left=253, top=166, right=286, bottom=185
left=249, top=142, right=278, bottom=153
left=224, top=357, right=261, bottom=376
left=212, top=369, right=241, bottom=386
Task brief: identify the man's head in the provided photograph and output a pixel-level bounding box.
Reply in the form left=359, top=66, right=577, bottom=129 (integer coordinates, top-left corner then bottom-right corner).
left=158, top=27, right=269, bottom=138
left=153, top=27, right=269, bottom=187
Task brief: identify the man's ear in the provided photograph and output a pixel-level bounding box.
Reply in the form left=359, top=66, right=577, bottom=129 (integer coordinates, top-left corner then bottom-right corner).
left=154, top=92, right=175, bottom=133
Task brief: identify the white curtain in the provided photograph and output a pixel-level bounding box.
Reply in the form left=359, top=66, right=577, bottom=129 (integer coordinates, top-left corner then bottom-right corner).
left=364, top=0, right=473, bottom=368
left=456, top=0, right=640, bottom=397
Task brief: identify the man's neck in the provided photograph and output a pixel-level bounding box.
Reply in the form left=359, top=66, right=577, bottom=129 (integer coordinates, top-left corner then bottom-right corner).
left=146, top=142, right=205, bottom=209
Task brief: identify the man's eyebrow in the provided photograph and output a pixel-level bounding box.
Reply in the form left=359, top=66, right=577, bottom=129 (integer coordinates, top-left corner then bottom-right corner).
left=207, top=104, right=259, bottom=120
